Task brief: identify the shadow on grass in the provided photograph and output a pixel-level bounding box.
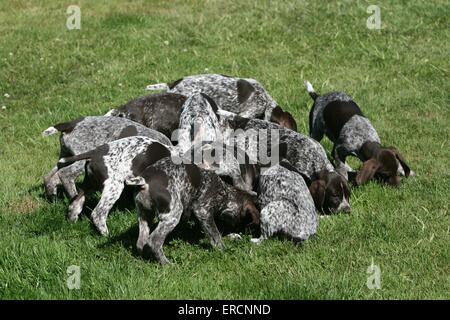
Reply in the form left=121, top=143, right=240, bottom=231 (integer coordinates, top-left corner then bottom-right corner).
left=100, top=215, right=209, bottom=259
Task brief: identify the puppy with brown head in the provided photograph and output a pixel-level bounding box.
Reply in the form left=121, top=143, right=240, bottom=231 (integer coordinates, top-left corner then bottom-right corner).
left=127, top=157, right=259, bottom=264
left=270, top=106, right=297, bottom=131
left=356, top=141, right=411, bottom=187
left=308, top=170, right=351, bottom=214
left=305, top=80, right=413, bottom=186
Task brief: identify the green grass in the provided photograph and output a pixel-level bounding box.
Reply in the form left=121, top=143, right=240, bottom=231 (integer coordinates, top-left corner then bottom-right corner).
left=0, top=0, right=449, bottom=299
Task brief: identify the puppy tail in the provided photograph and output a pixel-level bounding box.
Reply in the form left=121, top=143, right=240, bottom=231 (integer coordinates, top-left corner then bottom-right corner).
left=42, top=126, right=58, bottom=137
left=58, top=150, right=94, bottom=167
left=145, top=83, right=169, bottom=91
left=304, top=80, right=318, bottom=100
left=42, top=117, right=84, bottom=137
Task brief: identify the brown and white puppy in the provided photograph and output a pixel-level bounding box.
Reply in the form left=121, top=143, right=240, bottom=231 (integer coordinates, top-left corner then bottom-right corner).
left=222, top=114, right=351, bottom=214
left=308, top=170, right=351, bottom=214
left=126, top=157, right=259, bottom=264
left=305, top=80, right=413, bottom=187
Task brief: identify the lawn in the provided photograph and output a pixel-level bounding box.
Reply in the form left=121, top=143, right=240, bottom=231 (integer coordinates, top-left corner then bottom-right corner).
left=0, top=0, right=448, bottom=299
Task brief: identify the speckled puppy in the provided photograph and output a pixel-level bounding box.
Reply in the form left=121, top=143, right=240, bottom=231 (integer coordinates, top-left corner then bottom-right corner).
left=146, top=74, right=297, bottom=130
left=126, top=157, right=260, bottom=264
left=176, top=93, right=257, bottom=195
left=251, top=161, right=318, bottom=244
left=176, top=92, right=222, bottom=155
left=224, top=114, right=351, bottom=214
left=58, top=137, right=176, bottom=235
left=305, top=80, right=413, bottom=186
left=42, top=116, right=172, bottom=200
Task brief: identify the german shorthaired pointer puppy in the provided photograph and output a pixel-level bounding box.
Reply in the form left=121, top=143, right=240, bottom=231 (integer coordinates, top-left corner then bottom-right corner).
left=57, top=137, right=176, bottom=235
left=176, top=92, right=222, bottom=155
left=251, top=161, right=318, bottom=244
left=174, top=92, right=257, bottom=195
left=125, top=157, right=260, bottom=264
left=224, top=114, right=351, bottom=214
left=42, top=116, right=171, bottom=200
left=305, top=80, right=413, bottom=186
left=104, top=92, right=187, bottom=139
left=146, top=74, right=297, bottom=131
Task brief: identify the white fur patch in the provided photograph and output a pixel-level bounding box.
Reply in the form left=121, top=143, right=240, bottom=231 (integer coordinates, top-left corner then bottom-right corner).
left=104, top=109, right=114, bottom=116
left=42, top=126, right=58, bottom=137
left=304, top=80, right=315, bottom=93
left=145, top=83, right=169, bottom=91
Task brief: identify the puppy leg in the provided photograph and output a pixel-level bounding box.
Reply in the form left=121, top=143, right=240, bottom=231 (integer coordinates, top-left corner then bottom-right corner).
left=90, top=180, right=125, bottom=236
left=58, top=161, right=85, bottom=200
left=136, top=202, right=154, bottom=256
left=44, top=166, right=60, bottom=199
left=251, top=203, right=280, bottom=244
left=333, top=145, right=350, bottom=180
left=68, top=190, right=86, bottom=221
left=310, top=120, right=325, bottom=142
left=146, top=200, right=183, bottom=264
left=192, top=204, right=225, bottom=250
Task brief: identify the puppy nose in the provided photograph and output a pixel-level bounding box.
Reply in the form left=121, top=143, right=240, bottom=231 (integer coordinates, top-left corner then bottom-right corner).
left=343, top=205, right=351, bottom=213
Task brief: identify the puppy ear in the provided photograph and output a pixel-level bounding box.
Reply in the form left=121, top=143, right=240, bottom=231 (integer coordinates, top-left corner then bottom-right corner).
left=356, top=159, right=380, bottom=186
left=309, top=180, right=326, bottom=210
left=270, top=106, right=298, bottom=131
left=237, top=79, right=256, bottom=104
left=283, top=111, right=298, bottom=131
left=125, top=176, right=146, bottom=186
left=387, top=146, right=411, bottom=177
left=246, top=202, right=260, bottom=225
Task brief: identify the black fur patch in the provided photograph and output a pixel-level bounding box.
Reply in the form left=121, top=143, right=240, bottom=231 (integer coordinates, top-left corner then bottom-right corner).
left=144, top=167, right=171, bottom=213
left=359, top=141, right=382, bottom=161
left=184, top=164, right=201, bottom=188
left=113, top=93, right=186, bottom=139
left=308, top=102, right=315, bottom=136
left=323, top=100, right=364, bottom=140
left=237, top=79, right=255, bottom=104
left=132, top=142, right=171, bottom=176
left=200, top=93, right=219, bottom=115
left=86, top=144, right=110, bottom=185
left=54, top=117, right=85, bottom=134
left=168, top=78, right=183, bottom=89
left=228, top=115, right=250, bottom=130
left=117, top=125, right=138, bottom=139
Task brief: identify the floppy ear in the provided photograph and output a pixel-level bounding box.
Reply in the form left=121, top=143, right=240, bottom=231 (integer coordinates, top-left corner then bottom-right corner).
left=309, top=180, right=326, bottom=210
left=243, top=199, right=260, bottom=225
left=270, top=106, right=298, bottom=131
left=125, top=176, right=146, bottom=186
left=387, top=146, right=411, bottom=177
left=356, top=159, right=380, bottom=186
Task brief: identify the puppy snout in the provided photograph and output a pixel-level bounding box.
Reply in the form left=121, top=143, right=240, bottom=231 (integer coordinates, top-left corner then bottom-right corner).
left=337, top=200, right=351, bottom=213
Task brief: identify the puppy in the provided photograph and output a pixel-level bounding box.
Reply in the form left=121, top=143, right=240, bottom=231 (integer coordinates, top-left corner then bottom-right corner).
left=42, top=116, right=171, bottom=200
left=126, top=157, right=260, bottom=264
left=305, top=80, right=413, bottom=186
left=57, top=137, right=176, bottom=235
left=251, top=161, right=318, bottom=244
left=176, top=92, right=222, bottom=154
left=146, top=74, right=297, bottom=130
left=105, top=92, right=187, bottom=138
left=224, top=114, right=351, bottom=214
